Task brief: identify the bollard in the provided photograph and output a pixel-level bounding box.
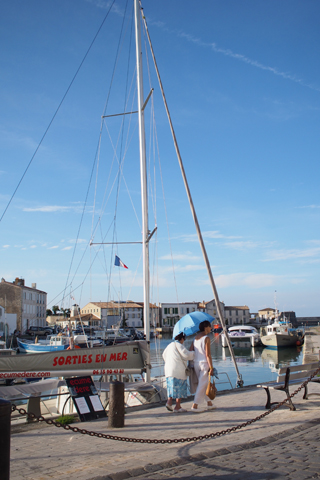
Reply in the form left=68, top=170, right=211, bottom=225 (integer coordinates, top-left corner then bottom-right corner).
left=0, top=398, right=11, bottom=480
left=108, top=381, right=125, bottom=428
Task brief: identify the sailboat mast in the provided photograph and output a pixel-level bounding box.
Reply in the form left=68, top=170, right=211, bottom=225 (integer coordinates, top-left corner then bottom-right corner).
left=134, top=0, right=150, bottom=381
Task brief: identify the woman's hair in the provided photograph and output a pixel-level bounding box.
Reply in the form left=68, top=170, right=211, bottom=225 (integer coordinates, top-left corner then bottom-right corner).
left=199, top=320, right=211, bottom=332
left=174, top=332, right=186, bottom=341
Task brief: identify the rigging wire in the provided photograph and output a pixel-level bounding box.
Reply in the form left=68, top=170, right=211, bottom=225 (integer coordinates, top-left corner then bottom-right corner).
left=0, top=0, right=116, bottom=226
left=108, top=4, right=134, bottom=305
left=63, top=0, right=130, bottom=308
left=141, top=17, right=180, bottom=310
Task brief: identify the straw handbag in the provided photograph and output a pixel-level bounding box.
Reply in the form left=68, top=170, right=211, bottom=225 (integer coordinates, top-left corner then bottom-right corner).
left=206, top=373, right=217, bottom=400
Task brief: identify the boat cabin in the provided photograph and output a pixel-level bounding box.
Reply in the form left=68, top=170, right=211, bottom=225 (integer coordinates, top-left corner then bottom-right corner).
left=48, top=335, right=71, bottom=347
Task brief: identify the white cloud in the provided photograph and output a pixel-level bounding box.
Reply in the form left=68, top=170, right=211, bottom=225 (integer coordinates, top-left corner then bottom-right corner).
left=23, top=205, right=76, bottom=213
left=69, top=238, right=87, bottom=244
left=62, top=246, right=73, bottom=251
left=48, top=246, right=59, bottom=250
left=176, top=264, right=206, bottom=273
left=2, top=245, right=10, bottom=248
left=224, top=241, right=261, bottom=250
left=264, top=247, right=320, bottom=262
left=297, top=205, right=320, bottom=209
left=30, top=245, right=37, bottom=249
left=160, top=253, right=201, bottom=261
left=181, top=230, right=240, bottom=243
left=85, top=0, right=124, bottom=16
left=212, top=272, right=305, bottom=289
left=0, top=127, right=39, bottom=151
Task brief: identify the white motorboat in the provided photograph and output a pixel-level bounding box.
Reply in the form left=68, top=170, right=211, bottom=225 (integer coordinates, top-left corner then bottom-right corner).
left=221, top=325, right=260, bottom=348
left=0, top=340, right=16, bottom=356
left=260, top=320, right=304, bottom=349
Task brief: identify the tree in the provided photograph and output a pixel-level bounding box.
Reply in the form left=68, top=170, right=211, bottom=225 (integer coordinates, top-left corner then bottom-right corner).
left=121, top=309, right=127, bottom=328
left=60, top=308, right=71, bottom=318
left=46, top=309, right=53, bottom=317
left=52, top=305, right=60, bottom=315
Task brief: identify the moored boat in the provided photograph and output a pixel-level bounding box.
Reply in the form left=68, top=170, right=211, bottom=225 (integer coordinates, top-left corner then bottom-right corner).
left=221, top=325, right=260, bottom=348
left=0, top=340, right=16, bottom=356
left=17, top=336, right=70, bottom=353
left=17, top=334, right=104, bottom=353
left=260, top=320, right=304, bottom=349
left=213, top=324, right=223, bottom=333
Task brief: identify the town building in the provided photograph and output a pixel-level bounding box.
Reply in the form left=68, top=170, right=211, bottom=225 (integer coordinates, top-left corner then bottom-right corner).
left=80, top=301, right=143, bottom=328
left=0, top=304, right=17, bottom=336
left=136, top=302, right=160, bottom=328
left=0, top=277, right=47, bottom=333
left=204, top=299, right=225, bottom=321
left=224, top=306, right=250, bottom=325
left=258, top=308, right=276, bottom=321
left=160, top=302, right=201, bottom=328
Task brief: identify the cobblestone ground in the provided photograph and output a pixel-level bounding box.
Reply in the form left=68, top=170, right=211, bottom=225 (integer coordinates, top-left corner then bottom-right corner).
left=91, top=420, right=320, bottom=480
left=10, top=385, right=320, bottom=480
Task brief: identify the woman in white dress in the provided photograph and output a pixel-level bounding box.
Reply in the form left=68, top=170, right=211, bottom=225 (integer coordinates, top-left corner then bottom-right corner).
left=190, top=320, right=214, bottom=412
left=162, top=332, right=195, bottom=413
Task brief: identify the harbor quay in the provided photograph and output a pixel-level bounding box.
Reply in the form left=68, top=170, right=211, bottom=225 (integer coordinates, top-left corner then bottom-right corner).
left=7, top=329, right=320, bottom=480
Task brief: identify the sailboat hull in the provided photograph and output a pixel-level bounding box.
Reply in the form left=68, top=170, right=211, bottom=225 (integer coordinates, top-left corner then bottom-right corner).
left=0, top=340, right=148, bottom=379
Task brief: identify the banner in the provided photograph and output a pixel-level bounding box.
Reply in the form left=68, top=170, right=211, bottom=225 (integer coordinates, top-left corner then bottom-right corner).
left=0, top=341, right=148, bottom=379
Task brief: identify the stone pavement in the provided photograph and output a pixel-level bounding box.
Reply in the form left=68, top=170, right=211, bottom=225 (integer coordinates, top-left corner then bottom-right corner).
left=118, top=419, right=320, bottom=480
left=9, top=382, right=320, bottom=480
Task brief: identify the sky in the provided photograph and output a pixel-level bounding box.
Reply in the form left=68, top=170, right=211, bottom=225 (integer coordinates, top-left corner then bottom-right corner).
left=0, top=0, right=319, bottom=317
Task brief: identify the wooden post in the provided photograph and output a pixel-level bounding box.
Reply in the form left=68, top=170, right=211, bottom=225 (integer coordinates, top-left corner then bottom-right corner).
left=108, top=381, right=124, bottom=428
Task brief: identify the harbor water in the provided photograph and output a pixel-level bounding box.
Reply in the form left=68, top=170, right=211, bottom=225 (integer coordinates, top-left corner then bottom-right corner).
left=12, top=331, right=304, bottom=392
left=150, top=332, right=303, bottom=390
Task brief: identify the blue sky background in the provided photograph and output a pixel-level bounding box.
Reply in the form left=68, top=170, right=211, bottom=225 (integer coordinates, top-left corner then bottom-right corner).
left=0, top=0, right=319, bottom=316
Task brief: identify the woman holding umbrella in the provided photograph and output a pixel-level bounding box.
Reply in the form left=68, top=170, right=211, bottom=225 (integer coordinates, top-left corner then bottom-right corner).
left=162, top=332, right=195, bottom=413
left=190, top=320, right=215, bottom=412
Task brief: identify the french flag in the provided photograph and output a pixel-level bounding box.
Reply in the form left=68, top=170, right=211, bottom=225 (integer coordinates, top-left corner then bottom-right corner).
left=114, top=255, right=128, bottom=269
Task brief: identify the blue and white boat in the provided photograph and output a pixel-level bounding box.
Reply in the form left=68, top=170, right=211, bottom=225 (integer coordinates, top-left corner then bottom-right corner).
left=17, top=335, right=71, bottom=353
left=17, top=334, right=104, bottom=353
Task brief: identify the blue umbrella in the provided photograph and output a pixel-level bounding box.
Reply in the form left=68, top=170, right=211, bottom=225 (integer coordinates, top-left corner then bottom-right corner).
left=172, top=311, right=215, bottom=339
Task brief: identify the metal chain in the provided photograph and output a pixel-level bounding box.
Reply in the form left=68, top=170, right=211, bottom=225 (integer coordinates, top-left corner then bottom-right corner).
left=11, top=366, right=320, bottom=444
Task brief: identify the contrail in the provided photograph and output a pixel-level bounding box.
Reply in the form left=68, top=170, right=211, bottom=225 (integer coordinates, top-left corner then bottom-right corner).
left=178, top=31, right=320, bottom=93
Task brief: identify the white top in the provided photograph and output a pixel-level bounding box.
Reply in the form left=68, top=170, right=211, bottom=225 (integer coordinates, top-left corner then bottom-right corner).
left=193, top=335, right=208, bottom=364
left=162, top=341, right=194, bottom=380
